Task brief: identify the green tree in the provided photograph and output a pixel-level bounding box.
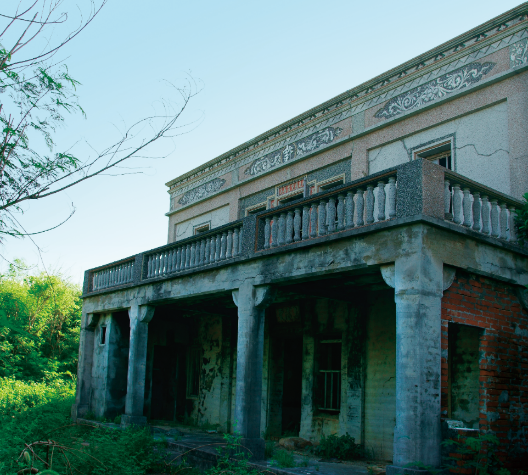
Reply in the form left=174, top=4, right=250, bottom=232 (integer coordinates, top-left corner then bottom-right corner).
left=0, top=261, right=81, bottom=380
left=0, top=0, right=200, bottom=240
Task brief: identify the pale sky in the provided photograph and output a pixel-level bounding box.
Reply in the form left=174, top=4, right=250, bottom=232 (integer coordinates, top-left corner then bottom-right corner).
left=2, top=0, right=523, bottom=284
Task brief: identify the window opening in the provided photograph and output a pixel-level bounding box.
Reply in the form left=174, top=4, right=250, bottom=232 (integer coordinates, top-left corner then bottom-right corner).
left=415, top=142, right=452, bottom=170
left=318, top=339, right=341, bottom=412
left=194, top=223, right=210, bottom=235
left=318, top=178, right=344, bottom=192
left=278, top=192, right=303, bottom=205
left=246, top=204, right=267, bottom=215
left=186, top=346, right=201, bottom=398
left=100, top=326, right=107, bottom=345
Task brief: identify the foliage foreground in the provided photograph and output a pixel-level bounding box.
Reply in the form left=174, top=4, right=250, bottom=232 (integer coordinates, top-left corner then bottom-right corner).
left=0, top=378, right=170, bottom=475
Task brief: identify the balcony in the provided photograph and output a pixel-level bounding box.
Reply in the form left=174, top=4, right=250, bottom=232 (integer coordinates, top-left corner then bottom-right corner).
left=83, top=159, right=526, bottom=297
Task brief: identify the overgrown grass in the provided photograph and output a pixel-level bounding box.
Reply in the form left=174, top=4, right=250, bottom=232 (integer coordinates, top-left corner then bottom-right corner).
left=0, top=378, right=172, bottom=475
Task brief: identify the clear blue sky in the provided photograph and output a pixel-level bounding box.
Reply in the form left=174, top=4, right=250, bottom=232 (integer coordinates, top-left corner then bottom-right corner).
left=2, top=0, right=523, bottom=284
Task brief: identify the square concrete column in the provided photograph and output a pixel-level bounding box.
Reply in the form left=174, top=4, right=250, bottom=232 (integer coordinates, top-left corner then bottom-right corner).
left=121, top=304, right=154, bottom=427
left=232, top=282, right=275, bottom=460
left=71, top=312, right=99, bottom=420
left=382, top=254, right=454, bottom=473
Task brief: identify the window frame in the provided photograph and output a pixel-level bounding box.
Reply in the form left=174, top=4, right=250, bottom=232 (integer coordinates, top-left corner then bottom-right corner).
left=317, top=339, right=342, bottom=413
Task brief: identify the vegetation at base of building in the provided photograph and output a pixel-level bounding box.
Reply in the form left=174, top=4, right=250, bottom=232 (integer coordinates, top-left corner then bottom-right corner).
left=206, top=432, right=261, bottom=475
left=313, top=433, right=364, bottom=460
left=442, top=433, right=515, bottom=475
left=516, top=193, right=528, bottom=245
left=270, top=449, right=296, bottom=468
left=0, top=391, right=176, bottom=475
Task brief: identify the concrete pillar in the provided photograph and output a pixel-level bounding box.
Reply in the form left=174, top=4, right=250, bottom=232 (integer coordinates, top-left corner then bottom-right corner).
left=232, top=282, right=275, bottom=460
left=71, top=312, right=99, bottom=420
left=382, top=254, right=445, bottom=473
left=121, top=304, right=154, bottom=427
left=299, top=303, right=315, bottom=440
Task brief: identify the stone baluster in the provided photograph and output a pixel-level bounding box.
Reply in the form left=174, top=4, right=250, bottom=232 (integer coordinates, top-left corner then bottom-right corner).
left=471, top=192, right=481, bottom=231
left=233, top=227, right=240, bottom=256
left=462, top=188, right=472, bottom=227
left=226, top=230, right=233, bottom=259
left=356, top=189, right=365, bottom=226
left=444, top=180, right=451, bottom=220
left=198, top=241, right=204, bottom=265
left=190, top=243, right=196, bottom=268
left=271, top=215, right=279, bottom=247
left=278, top=213, right=286, bottom=246
left=238, top=227, right=243, bottom=255
left=220, top=232, right=227, bottom=260
left=337, top=194, right=345, bottom=231
left=481, top=196, right=490, bottom=235
left=147, top=258, right=152, bottom=278
left=167, top=252, right=172, bottom=273
left=286, top=211, right=294, bottom=244
left=175, top=247, right=181, bottom=271
left=153, top=255, right=159, bottom=276
left=499, top=204, right=508, bottom=240
left=186, top=244, right=192, bottom=269
left=216, top=234, right=222, bottom=261
left=178, top=247, right=184, bottom=270
left=302, top=206, right=310, bottom=240
left=509, top=207, right=518, bottom=242
left=377, top=181, right=386, bottom=221
left=452, top=184, right=462, bottom=225
left=210, top=236, right=216, bottom=263
left=294, top=208, right=302, bottom=242
left=264, top=217, right=271, bottom=249
left=346, top=191, right=355, bottom=228
left=387, top=177, right=397, bottom=219
left=327, top=197, right=336, bottom=233
left=204, top=239, right=210, bottom=264
left=310, top=204, right=318, bottom=238
left=318, top=200, right=327, bottom=236
left=366, top=185, right=375, bottom=224
left=490, top=200, right=500, bottom=237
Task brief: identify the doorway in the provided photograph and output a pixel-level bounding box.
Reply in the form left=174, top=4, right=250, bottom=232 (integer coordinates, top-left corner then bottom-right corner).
left=281, top=337, right=303, bottom=435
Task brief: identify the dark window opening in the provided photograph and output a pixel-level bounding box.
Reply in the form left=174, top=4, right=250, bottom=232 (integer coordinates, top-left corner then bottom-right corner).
left=317, top=340, right=341, bottom=412
left=278, top=193, right=303, bottom=205
left=186, top=346, right=201, bottom=398
left=448, top=323, right=482, bottom=429
left=319, top=178, right=344, bottom=192
left=247, top=205, right=267, bottom=215
left=416, top=142, right=452, bottom=170
left=100, top=326, right=107, bottom=345
left=194, top=224, right=210, bottom=235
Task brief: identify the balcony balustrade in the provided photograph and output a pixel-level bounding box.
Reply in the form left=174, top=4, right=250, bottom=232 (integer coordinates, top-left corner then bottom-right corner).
left=83, top=160, right=525, bottom=296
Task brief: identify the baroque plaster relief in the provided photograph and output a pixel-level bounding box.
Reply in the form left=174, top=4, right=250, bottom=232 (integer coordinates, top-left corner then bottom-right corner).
left=510, top=38, right=528, bottom=67
left=374, top=62, right=496, bottom=120
left=244, top=126, right=343, bottom=177
left=177, top=178, right=226, bottom=206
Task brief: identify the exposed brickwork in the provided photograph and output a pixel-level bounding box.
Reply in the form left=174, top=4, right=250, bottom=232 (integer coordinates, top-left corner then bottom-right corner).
left=441, top=271, right=528, bottom=467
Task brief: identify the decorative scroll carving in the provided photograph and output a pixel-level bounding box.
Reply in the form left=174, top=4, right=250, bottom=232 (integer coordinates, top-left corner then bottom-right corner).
left=178, top=178, right=226, bottom=206
left=510, top=38, right=528, bottom=68
left=374, top=62, right=495, bottom=120
left=244, top=126, right=343, bottom=177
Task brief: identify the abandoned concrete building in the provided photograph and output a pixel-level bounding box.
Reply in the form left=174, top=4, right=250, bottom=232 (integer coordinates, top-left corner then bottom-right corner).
left=73, top=4, right=528, bottom=473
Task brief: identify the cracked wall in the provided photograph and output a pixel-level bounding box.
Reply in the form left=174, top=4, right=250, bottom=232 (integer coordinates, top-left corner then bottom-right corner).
left=368, top=102, right=511, bottom=195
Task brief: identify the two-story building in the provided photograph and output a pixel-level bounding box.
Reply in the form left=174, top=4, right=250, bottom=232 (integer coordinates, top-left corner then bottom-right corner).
left=73, top=4, right=528, bottom=473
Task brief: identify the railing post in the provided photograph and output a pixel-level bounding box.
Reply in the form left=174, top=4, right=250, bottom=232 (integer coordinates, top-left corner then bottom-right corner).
left=472, top=192, right=481, bottom=231
left=387, top=177, right=397, bottom=219
left=356, top=189, right=364, bottom=226
left=226, top=230, right=233, bottom=259
left=377, top=181, right=386, bottom=221
left=294, top=208, right=302, bottom=242
left=286, top=210, right=294, bottom=244
left=491, top=200, right=500, bottom=238
left=233, top=227, right=240, bottom=256
left=302, top=205, right=310, bottom=240
left=481, top=195, right=490, bottom=235
left=264, top=217, right=271, bottom=249
left=346, top=191, right=355, bottom=228
left=327, top=197, right=336, bottom=233
left=366, top=185, right=375, bottom=224
left=318, top=200, right=327, bottom=236
left=462, top=188, right=472, bottom=227
left=310, top=204, right=318, bottom=238
left=452, top=184, right=462, bottom=225
left=509, top=207, right=518, bottom=242
left=271, top=215, right=279, bottom=247
left=337, top=194, right=345, bottom=231
left=500, top=204, right=508, bottom=240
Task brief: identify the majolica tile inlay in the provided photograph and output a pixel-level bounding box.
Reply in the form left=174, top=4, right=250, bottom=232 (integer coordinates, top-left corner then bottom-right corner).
left=510, top=38, right=528, bottom=67
left=374, top=62, right=496, bottom=120
left=178, top=178, right=226, bottom=206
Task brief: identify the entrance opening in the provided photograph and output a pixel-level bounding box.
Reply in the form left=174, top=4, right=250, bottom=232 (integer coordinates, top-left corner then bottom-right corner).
left=281, top=337, right=303, bottom=435
left=106, top=311, right=129, bottom=420
left=150, top=341, right=186, bottom=421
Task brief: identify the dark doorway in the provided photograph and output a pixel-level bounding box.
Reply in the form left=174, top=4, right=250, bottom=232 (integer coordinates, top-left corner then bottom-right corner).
left=281, top=337, right=303, bottom=435
left=151, top=345, right=178, bottom=421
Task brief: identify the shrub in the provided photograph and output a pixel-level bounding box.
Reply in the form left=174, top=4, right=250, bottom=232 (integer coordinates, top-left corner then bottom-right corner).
left=313, top=433, right=363, bottom=460
left=516, top=193, right=528, bottom=244
left=271, top=450, right=296, bottom=468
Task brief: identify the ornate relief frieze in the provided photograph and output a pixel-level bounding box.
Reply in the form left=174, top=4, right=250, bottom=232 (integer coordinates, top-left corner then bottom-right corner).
left=244, top=126, right=343, bottom=177
left=177, top=178, right=226, bottom=206
left=374, top=62, right=495, bottom=120
left=510, top=38, right=528, bottom=67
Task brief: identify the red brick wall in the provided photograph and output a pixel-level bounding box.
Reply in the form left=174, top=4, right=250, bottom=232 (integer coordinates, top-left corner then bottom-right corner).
left=441, top=271, right=528, bottom=466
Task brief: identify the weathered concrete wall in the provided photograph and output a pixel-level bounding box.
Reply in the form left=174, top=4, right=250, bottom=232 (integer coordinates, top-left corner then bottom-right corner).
left=90, top=314, right=111, bottom=419
left=364, top=290, right=396, bottom=462
left=173, top=205, right=230, bottom=242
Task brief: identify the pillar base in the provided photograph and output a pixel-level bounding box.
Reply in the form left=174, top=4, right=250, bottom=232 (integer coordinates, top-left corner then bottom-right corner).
left=120, top=415, right=148, bottom=427
left=71, top=403, right=89, bottom=421
left=386, top=466, right=446, bottom=475
left=239, top=437, right=265, bottom=461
